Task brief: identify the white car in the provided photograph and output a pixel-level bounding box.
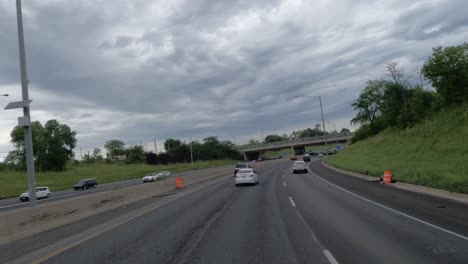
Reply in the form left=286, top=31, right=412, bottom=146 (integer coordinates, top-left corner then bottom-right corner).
left=142, top=171, right=171, bottom=182
left=19, top=187, right=51, bottom=202
left=143, top=173, right=158, bottom=182
left=292, top=161, right=308, bottom=174
left=235, top=168, right=259, bottom=186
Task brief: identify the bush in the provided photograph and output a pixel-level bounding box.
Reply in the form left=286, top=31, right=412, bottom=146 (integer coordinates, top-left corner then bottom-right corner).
left=158, top=153, right=171, bottom=165
left=146, top=152, right=158, bottom=165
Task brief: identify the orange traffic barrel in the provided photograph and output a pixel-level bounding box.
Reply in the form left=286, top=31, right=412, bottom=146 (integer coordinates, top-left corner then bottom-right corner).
left=176, top=177, right=183, bottom=189
left=383, top=171, right=392, bottom=184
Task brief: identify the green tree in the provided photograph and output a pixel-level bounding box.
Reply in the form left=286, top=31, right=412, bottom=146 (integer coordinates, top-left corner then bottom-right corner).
left=340, top=128, right=351, bottom=133
left=164, top=138, right=182, bottom=154
left=422, top=43, right=468, bottom=105
left=125, top=145, right=145, bottom=163
left=248, top=139, right=260, bottom=145
left=104, top=139, right=126, bottom=159
left=351, top=79, right=385, bottom=127
left=92, top=148, right=103, bottom=160
left=264, top=134, right=284, bottom=143
left=8, top=119, right=76, bottom=171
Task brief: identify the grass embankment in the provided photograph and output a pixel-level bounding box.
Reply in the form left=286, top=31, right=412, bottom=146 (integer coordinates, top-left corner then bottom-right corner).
left=327, top=107, right=468, bottom=193
left=0, top=159, right=237, bottom=199
left=262, top=144, right=347, bottom=159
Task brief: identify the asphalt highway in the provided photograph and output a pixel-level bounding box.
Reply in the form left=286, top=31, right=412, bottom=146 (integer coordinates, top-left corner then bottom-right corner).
left=3, top=158, right=468, bottom=264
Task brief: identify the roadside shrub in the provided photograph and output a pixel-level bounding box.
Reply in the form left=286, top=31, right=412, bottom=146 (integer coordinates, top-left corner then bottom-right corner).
left=158, top=153, right=171, bottom=165
left=146, top=152, right=158, bottom=165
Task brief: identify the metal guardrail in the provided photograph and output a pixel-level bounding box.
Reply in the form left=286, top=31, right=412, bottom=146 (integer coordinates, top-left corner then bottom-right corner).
left=236, top=132, right=353, bottom=150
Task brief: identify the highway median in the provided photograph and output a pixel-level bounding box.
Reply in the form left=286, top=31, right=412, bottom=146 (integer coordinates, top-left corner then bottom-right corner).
left=0, top=166, right=233, bottom=246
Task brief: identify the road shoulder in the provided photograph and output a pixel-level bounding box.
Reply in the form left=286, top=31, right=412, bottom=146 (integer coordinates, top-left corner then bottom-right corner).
left=322, top=159, right=468, bottom=205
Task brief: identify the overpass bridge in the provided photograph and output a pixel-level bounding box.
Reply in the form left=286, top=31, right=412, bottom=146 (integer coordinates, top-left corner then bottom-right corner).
left=237, top=133, right=352, bottom=160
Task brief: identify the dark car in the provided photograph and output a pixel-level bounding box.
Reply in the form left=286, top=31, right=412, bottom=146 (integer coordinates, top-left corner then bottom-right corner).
left=234, top=163, right=252, bottom=175
left=303, top=155, right=311, bottom=162
left=74, top=179, right=97, bottom=190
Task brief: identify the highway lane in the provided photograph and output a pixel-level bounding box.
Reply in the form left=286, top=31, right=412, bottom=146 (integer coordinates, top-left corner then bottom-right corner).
left=0, top=165, right=232, bottom=212
left=3, top=158, right=468, bottom=263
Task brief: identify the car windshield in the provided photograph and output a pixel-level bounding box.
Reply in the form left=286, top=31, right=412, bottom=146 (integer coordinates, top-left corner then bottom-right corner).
left=2, top=1, right=466, bottom=263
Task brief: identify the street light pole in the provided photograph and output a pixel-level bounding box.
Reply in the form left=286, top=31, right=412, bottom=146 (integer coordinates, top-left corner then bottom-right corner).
left=318, top=96, right=328, bottom=157
left=16, top=0, right=37, bottom=206
left=291, top=95, right=328, bottom=157
left=190, top=137, right=194, bottom=169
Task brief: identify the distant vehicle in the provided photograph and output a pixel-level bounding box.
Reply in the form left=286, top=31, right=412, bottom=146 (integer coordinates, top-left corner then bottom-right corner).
left=293, top=161, right=308, bottom=173
left=143, top=171, right=170, bottom=182
left=290, top=156, right=297, bottom=160
left=19, top=187, right=50, bottom=202
left=318, top=153, right=324, bottom=158
left=308, top=151, right=319, bottom=156
left=74, top=179, right=97, bottom=190
left=157, top=171, right=171, bottom=180
left=234, top=163, right=251, bottom=175
left=303, top=154, right=311, bottom=162
left=143, top=173, right=159, bottom=183
left=235, top=168, right=259, bottom=186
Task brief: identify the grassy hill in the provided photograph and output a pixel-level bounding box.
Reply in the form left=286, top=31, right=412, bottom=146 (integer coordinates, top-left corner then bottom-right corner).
left=326, top=107, right=468, bottom=193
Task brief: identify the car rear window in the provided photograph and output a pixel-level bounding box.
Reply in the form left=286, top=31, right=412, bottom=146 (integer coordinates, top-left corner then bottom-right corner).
left=238, top=169, right=252, bottom=173
left=294, top=161, right=305, bottom=165
left=36, top=187, right=47, bottom=191
left=235, top=164, right=247, bottom=168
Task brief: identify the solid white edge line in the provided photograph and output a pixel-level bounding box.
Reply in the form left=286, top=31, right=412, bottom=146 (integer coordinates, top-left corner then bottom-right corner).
left=288, top=196, right=296, bottom=207
left=310, top=171, right=468, bottom=242
left=323, top=250, right=339, bottom=264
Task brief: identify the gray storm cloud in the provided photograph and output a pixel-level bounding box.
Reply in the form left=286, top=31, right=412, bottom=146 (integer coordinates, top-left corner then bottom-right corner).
left=1, top=0, right=467, bottom=158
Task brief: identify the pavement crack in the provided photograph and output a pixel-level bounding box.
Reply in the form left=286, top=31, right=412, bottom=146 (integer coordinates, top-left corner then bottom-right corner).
left=171, top=190, right=239, bottom=264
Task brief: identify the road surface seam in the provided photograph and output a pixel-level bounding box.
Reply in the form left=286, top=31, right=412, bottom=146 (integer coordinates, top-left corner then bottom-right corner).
left=171, top=190, right=239, bottom=264
left=310, top=171, right=468, bottom=242
left=288, top=196, right=296, bottom=207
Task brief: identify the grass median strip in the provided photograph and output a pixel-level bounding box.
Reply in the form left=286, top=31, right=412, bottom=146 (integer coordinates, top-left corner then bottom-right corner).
left=0, top=159, right=237, bottom=199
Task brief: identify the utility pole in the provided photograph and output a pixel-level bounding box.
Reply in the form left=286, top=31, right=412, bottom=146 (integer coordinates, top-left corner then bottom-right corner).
left=139, top=140, right=142, bottom=148
left=333, top=123, right=336, bottom=133
left=16, top=0, right=37, bottom=206
left=261, top=128, right=264, bottom=144
left=318, top=96, right=328, bottom=157
left=79, top=146, right=83, bottom=160
left=154, top=138, right=157, bottom=153
left=190, top=136, right=194, bottom=169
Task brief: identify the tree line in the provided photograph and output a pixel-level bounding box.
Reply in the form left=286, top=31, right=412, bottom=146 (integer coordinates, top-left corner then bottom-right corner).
left=2, top=118, right=242, bottom=172
left=351, top=43, right=468, bottom=142
left=103, top=136, right=242, bottom=165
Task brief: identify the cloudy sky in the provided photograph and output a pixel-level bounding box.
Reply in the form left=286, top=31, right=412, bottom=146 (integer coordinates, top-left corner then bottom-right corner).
left=1, top=0, right=467, bottom=159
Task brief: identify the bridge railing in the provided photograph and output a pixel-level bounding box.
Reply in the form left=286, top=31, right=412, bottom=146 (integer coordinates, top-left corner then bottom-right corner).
left=236, top=132, right=352, bottom=150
